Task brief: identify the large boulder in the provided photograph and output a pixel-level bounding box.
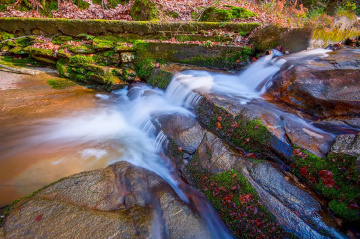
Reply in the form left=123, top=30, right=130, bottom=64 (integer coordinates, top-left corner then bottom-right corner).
left=266, top=48, right=360, bottom=118
left=1, top=161, right=211, bottom=239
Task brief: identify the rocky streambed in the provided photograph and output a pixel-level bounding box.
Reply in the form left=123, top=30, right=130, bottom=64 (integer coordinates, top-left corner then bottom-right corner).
left=1, top=47, right=360, bottom=239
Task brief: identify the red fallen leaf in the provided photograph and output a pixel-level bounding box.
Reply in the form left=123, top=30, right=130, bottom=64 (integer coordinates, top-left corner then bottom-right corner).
left=349, top=202, right=359, bottom=210
left=216, top=122, right=222, bottom=129
left=309, top=177, right=316, bottom=184
left=223, top=194, right=233, bottom=202
left=230, top=186, right=237, bottom=191
left=299, top=166, right=309, bottom=177
left=35, top=214, right=43, bottom=222
left=231, top=121, right=239, bottom=128
left=293, top=148, right=301, bottom=155
left=217, top=116, right=222, bottom=121
left=203, top=187, right=208, bottom=191
left=318, top=170, right=334, bottom=180
left=236, top=60, right=240, bottom=63
left=245, top=153, right=256, bottom=159
left=232, top=173, right=237, bottom=178
left=178, top=147, right=182, bottom=152
left=291, top=164, right=295, bottom=168
left=155, top=63, right=160, bottom=68
left=323, top=178, right=335, bottom=188
left=254, top=124, right=259, bottom=129
left=243, top=138, right=250, bottom=145
left=239, top=194, right=252, bottom=204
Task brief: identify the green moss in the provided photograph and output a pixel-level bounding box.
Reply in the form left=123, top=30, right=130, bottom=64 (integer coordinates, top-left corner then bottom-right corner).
left=69, top=45, right=95, bottom=54
left=180, top=46, right=252, bottom=69
left=76, top=33, right=95, bottom=40
left=130, top=0, right=159, bottom=21
left=0, top=55, right=43, bottom=67
left=313, top=27, right=360, bottom=47
left=93, top=50, right=121, bottom=66
left=147, top=69, right=173, bottom=89
left=9, top=46, right=25, bottom=54
left=92, top=38, right=114, bottom=50
left=135, top=58, right=154, bottom=79
left=196, top=101, right=271, bottom=154
left=56, top=59, right=68, bottom=77
left=115, top=42, right=132, bottom=52
left=199, top=6, right=257, bottom=22
left=27, top=47, right=54, bottom=57
left=47, top=78, right=77, bottom=89
left=57, top=49, right=71, bottom=58
left=52, top=36, right=73, bottom=45
left=68, top=54, right=93, bottom=65
left=186, top=154, right=296, bottom=238
left=291, top=149, right=360, bottom=221
left=329, top=200, right=359, bottom=221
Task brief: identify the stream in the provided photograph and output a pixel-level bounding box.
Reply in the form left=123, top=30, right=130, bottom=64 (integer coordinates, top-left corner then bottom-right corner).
left=1, top=48, right=358, bottom=238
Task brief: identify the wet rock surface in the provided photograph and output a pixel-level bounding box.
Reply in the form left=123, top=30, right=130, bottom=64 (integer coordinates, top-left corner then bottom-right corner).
left=1, top=161, right=210, bottom=239
left=160, top=112, right=344, bottom=238
left=266, top=48, right=360, bottom=118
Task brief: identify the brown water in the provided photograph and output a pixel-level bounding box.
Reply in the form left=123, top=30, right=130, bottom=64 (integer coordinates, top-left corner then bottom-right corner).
left=0, top=70, right=122, bottom=207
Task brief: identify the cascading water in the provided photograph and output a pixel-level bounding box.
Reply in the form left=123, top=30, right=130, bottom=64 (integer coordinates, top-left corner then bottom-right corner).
left=164, top=49, right=332, bottom=106
left=0, top=82, right=234, bottom=238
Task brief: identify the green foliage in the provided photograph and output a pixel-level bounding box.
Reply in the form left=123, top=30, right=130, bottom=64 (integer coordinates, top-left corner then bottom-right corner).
left=130, top=0, right=159, bottom=21
left=47, top=78, right=77, bottom=89
left=73, top=0, right=90, bottom=10
left=291, top=149, right=360, bottom=221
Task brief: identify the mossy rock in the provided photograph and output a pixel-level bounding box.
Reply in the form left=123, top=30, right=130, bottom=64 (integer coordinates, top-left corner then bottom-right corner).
left=130, top=0, right=159, bottom=21
left=93, top=51, right=121, bottom=66
left=92, top=38, right=114, bottom=51
left=26, top=47, right=54, bottom=57
left=57, top=49, right=72, bottom=58
left=69, top=45, right=95, bottom=54
left=147, top=68, right=173, bottom=89
left=8, top=47, right=25, bottom=54
left=68, top=55, right=94, bottom=66
left=115, top=42, right=132, bottom=52
left=52, top=36, right=73, bottom=45
left=199, top=5, right=257, bottom=22
left=56, top=59, right=69, bottom=77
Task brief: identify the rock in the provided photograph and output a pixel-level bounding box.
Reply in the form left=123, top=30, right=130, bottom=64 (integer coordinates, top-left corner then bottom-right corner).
left=2, top=161, right=211, bottom=239
left=196, top=93, right=334, bottom=158
left=196, top=131, right=237, bottom=174
left=175, top=128, right=344, bottom=238
left=331, top=133, right=360, bottom=155
left=121, top=52, right=134, bottom=63
left=233, top=160, right=344, bottom=239
left=153, top=114, right=205, bottom=154
left=266, top=48, right=360, bottom=118
left=250, top=25, right=313, bottom=53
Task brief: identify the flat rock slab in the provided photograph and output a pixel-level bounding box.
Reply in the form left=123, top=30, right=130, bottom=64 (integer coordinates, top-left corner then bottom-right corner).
left=1, top=161, right=210, bottom=239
